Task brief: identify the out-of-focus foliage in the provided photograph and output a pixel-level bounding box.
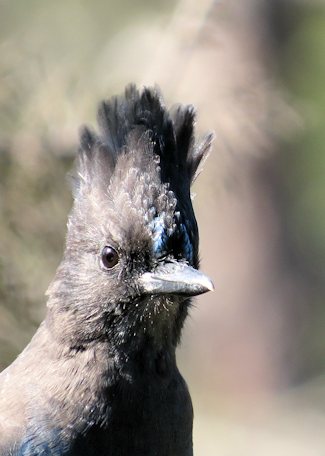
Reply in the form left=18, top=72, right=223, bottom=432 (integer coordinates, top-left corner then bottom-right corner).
left=277, top=5, right=325, bottom=278
left=274, top=3, right=325, bottom=378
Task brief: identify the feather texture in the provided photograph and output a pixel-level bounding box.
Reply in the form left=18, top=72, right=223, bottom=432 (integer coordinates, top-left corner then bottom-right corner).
left=0, top=85, right=213, bottom=456
left=77, top=85, right=212, bottom=198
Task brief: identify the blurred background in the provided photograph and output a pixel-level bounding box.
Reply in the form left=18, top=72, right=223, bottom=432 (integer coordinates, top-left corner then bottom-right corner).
left=0, top=0, right=325, bottom=453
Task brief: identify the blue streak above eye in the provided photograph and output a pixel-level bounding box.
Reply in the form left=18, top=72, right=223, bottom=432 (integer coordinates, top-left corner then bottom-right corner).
left=17, top=425, right=66, bottom=456
left=149, top=213, right=194, bottom=263
left=18, top=439, right=52, bottom=456
left=149, top=213, right=169, bottom=256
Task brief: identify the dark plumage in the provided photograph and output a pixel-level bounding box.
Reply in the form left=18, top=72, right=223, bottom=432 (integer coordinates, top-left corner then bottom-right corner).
left=0, top=85, right=213, bottom=455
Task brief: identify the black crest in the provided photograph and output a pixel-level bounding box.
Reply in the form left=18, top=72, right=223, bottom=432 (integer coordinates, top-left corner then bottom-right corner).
left=77, top=84, right=212, bottom=200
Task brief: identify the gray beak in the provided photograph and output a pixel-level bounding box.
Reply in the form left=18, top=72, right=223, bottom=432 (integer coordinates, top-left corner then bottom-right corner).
left=138, top=262, right=214, bottom=297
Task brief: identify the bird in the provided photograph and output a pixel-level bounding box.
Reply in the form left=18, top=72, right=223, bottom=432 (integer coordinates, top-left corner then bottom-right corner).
left=0, top=84, right=214, bottom=455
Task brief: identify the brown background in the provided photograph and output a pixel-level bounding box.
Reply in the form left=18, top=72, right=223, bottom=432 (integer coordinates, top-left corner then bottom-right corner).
left=1, top=0, right=325, bottom=453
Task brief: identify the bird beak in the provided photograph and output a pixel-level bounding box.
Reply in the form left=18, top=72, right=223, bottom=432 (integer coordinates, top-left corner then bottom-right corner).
left=138, top=262, right=214, bottom=297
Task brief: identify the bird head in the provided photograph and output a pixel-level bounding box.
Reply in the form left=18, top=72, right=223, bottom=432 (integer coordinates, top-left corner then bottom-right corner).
left=47, top=85, right=213, bottom=348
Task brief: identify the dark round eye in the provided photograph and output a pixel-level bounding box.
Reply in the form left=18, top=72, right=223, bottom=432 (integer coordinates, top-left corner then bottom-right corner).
left=101, top=246, right=119, bottom=269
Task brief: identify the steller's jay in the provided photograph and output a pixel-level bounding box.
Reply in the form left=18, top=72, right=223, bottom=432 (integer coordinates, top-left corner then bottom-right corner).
left=0, top=85, right=213, bottom=455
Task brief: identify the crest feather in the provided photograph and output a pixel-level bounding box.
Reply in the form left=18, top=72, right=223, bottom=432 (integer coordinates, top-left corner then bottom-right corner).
left=76, top=84, right=213, bottom=198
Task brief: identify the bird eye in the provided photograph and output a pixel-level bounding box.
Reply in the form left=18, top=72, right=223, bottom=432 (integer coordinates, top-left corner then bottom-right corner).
left=101, top=246, right=119, bottom=269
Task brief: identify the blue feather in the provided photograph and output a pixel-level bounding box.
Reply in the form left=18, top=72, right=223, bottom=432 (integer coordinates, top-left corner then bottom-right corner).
left=180, top=223, right=194, bottom=263
left=150, top=213, right=194, bottom=263
left=17, top=427, right=66, bottom=456
left=150, top=213, right=169, bottom=257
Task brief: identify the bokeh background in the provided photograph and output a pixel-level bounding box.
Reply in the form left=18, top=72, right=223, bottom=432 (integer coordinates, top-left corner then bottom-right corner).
left=1, top=0, right=325, bottom=453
